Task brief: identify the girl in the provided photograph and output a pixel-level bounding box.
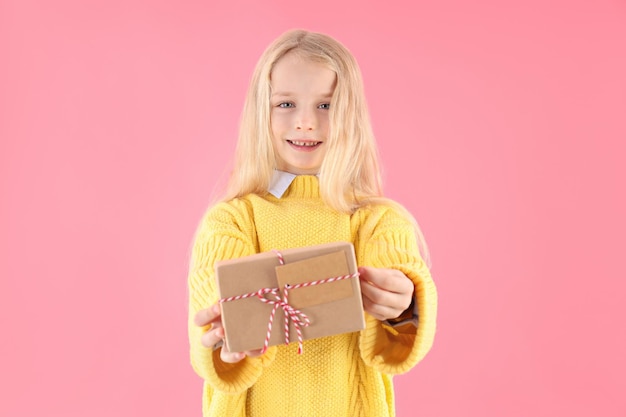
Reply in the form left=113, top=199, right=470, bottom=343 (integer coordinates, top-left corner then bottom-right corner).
left=188, top=29, right=437, bottom=417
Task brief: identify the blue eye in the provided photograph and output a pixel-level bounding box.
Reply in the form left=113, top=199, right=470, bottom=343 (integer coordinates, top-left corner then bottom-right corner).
left=318, top=103, right=330, bottom=110
left=278, top=102, right=294, bottom=108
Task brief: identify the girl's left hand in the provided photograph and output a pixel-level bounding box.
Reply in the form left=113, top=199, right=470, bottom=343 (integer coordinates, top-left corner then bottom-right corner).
left=358, top=266, right=414, bottom=321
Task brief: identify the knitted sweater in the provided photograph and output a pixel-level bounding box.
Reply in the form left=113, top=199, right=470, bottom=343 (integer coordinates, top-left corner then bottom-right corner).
left=188, top=175, right=437, bottom=417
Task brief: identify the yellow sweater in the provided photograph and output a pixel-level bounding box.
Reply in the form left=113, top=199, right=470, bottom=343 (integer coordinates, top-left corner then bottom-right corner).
left=188, top=176, right=437, bottom=417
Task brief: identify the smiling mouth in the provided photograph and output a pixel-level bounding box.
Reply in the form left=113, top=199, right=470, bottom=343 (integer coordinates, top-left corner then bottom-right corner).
left=287, top=140, right=322, bottom=147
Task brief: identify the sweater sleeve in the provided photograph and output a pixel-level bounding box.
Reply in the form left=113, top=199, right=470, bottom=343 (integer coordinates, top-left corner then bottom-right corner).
left=356, top=206, right=438, bottom=375
left=188, top=200, right=277, bottom=394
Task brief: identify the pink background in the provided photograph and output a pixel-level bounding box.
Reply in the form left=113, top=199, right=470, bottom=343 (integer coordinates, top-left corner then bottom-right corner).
left=1, top=0, right=625, bottom=416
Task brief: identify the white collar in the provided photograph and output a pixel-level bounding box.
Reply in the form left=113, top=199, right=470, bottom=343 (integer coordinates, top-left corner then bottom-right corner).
left=268, top=170, right=321, bottom=198
left=268, top=170, right=298, bottom=198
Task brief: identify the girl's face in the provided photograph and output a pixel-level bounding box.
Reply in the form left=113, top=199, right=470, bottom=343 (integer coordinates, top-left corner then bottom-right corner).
left=270, top=53, right=336, bottom=175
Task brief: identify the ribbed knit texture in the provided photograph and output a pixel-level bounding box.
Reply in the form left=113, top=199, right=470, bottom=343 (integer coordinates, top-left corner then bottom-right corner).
left=188, top=175, right=437, bottom=417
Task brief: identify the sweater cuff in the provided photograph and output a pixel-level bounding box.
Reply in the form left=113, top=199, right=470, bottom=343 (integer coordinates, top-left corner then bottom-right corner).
left=359, top=261, right=436, bottom=375
left=202, top=346, right=277, bottom=394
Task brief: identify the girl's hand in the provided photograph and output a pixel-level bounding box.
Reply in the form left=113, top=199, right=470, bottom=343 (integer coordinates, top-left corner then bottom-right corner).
left=194, top=304, right=264, bottom=363
left=358, top=267, right=414, bottom=321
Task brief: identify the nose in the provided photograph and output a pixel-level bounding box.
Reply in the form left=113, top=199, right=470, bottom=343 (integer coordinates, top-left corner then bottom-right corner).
left=295, top=107, right=316, bottom=131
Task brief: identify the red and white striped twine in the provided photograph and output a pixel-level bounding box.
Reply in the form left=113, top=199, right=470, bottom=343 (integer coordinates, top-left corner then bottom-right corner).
left=218, top=250, right=359, bottom=355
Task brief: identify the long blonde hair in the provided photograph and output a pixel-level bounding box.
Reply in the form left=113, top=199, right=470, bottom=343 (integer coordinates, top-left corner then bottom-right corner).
left=221, top=29, right=430, bottom=264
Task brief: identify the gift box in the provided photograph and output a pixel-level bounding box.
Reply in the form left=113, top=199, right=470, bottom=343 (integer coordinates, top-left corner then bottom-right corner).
left=215, top=242, right=365, bottom=353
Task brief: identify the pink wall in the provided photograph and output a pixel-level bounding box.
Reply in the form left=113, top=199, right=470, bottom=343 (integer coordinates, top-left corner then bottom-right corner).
left=1, top=0, right=625, bottom=416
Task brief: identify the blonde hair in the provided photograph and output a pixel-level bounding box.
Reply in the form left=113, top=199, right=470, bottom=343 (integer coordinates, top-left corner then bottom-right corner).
left=221, top=29, right=430, bottom=264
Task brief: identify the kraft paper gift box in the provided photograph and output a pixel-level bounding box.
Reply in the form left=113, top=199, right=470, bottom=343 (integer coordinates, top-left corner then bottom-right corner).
left=215, top=242, right=365, bottom=353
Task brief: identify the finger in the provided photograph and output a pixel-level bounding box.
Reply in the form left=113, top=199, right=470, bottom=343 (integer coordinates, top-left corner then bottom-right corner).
left=221, top=351, right=246, bottom=363
left=359, top=267, right=413, bottom=295
left=194, top=304, right=221, bottom=327
left=362, top=295, right=401, bottom=321
left=220, top=343, right=246, bottom=363
left=244, top=349, right=265, bottom=358
left=360, top=278, right=405, bottom=309
left=200, top=324, right=225, bottom=349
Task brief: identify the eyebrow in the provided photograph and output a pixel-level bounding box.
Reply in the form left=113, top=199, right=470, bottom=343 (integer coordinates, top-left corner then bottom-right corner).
left=271, top=91, right=334, bottom=98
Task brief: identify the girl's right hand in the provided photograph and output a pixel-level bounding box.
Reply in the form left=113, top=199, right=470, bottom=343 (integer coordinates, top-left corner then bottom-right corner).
left=194, top=304, right=264, bottom=363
